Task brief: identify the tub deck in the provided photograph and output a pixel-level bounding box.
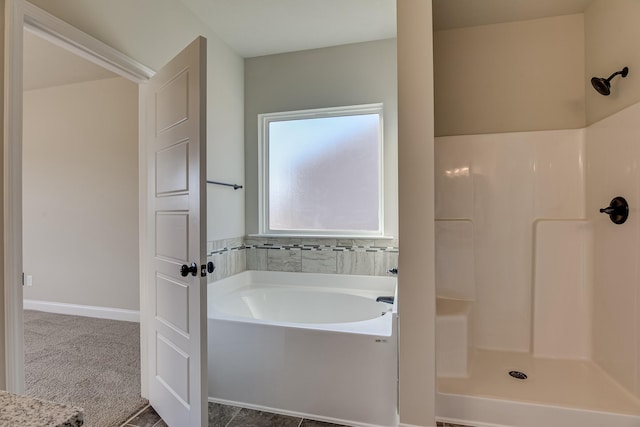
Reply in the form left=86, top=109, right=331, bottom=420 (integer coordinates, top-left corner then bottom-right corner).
left=209, top=270, right=397, bottom=336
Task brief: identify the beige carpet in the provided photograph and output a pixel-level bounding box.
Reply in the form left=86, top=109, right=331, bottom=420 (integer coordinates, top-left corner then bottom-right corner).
left=24, top=310, right=148, bottom=427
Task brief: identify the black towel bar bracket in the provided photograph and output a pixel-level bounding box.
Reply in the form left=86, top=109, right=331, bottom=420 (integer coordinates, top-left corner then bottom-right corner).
left=207, top=180, right=243, bottom=190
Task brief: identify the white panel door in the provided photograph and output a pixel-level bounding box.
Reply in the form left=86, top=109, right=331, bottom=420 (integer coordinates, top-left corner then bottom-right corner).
left=144, top=37, right=207, bottom=427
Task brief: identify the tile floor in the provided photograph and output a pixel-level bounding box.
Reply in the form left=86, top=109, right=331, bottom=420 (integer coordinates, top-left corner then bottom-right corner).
left=121, top=403, right=476, bottom=427
left=121, top=403, right=349, bottom=427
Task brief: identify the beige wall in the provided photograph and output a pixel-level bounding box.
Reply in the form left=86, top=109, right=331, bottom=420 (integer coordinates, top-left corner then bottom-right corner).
left=434, top=14, right=585, bottom=136
left=26, top=0, right=246, bottom=243
left=244, top=39, right=398, bottom=237
left=22, top=77, right=139, bottom=310
left=585, top=0, right=640, bottom=125
left=0, top=0, right=5, bottom=390
left=398, top=0, right=435, bottom=425
left=434, top=1, right=640, bottom=132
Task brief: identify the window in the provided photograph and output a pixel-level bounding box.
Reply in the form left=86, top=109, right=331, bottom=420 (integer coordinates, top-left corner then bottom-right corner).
left=259, top=104, right=384, bottom=237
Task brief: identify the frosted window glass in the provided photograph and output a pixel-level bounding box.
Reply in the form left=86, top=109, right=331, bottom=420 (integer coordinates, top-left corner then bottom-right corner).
left=268, top=114, right=381, bottom=233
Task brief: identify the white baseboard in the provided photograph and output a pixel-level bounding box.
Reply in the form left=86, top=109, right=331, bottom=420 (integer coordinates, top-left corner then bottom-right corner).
left=208, top=397, right=398, bottom=427
left=24, top=299, right=139, bottom=322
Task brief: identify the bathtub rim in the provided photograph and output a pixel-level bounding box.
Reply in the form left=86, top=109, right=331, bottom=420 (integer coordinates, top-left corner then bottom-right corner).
left=208, top=270, right=398, bottom=336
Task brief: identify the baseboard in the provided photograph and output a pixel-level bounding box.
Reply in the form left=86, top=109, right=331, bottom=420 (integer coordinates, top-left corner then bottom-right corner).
left=24, top=299, right=139, bottom=322
left=208, top=397, right=398, bottom=427
left=436, top=391, right=640, bottom=427
left=436, top=418, right=505, bottom=427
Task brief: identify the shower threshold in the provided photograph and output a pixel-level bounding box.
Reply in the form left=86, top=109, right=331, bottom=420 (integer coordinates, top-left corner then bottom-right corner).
left=437, top=350, right=640, bottom=427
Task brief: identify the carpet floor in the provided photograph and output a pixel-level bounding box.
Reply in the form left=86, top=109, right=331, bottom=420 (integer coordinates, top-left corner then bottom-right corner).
left=24, top=310, right=148, bottom=427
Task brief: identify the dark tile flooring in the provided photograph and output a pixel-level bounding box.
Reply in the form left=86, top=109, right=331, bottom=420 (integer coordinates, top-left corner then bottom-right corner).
left=121, top=403, right=477, bottom=427
left=121, top=403, right=348, bottom=427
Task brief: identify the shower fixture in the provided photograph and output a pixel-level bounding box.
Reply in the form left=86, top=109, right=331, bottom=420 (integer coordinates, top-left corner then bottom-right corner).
left=591, top=67, right=629, bottom=96
left=600, top=196, right=629, bottom=224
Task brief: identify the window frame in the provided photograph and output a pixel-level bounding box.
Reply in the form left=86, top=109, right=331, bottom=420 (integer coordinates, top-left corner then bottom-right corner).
left=258, top=103, right=385, bottom=237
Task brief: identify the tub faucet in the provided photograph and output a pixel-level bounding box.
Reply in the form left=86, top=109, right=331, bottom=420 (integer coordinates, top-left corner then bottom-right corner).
left=386, top=268, right=398, bottom=275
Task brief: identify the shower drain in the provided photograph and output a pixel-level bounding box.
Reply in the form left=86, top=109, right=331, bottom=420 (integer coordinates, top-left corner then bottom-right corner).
left=508, top=370, right=528, bottom=380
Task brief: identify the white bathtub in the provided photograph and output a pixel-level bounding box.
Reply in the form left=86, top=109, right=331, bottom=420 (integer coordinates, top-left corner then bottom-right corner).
left=207, top=270, right=398, bottom=427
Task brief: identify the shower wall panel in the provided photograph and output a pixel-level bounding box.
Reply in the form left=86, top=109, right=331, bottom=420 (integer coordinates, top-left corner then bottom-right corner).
left=586, top=101, right=640, bottom=398
left=533, top=220, right=592, bottom=360
left=435, top=129, right=585, bottom=352
left=435, top=220, right=475, bottom=301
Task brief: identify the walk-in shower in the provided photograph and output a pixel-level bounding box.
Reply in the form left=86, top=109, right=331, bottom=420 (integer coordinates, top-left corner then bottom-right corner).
left=433, top=2, right=640, bottom=426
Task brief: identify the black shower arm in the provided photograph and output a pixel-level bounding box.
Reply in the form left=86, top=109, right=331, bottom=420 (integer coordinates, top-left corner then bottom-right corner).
left=606, top=71, right=621, bottom=82
left=606, top=67, right=629, bottom=82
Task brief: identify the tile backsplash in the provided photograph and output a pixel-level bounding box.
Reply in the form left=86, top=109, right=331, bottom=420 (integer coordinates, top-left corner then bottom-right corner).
left=245, top=237, right=399, bottom=277
left=207, top=237, right=247, bottom=282
left=207, top=236, right=399, bottom=282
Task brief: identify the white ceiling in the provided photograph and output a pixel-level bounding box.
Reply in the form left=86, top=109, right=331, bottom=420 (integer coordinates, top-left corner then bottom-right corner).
left=177, top=0, right=397, bottom=58
left=23, top=1, right=597, bottom=87
left=23, top=30, right=117, bottom=91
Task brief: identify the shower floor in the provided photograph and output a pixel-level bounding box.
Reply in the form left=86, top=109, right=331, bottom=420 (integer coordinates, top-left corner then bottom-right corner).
left=437, top=350, right=640, bottom=427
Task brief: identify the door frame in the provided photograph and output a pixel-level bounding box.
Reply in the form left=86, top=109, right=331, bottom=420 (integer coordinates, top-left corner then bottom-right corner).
left=4, top=0, right=154, bottom=393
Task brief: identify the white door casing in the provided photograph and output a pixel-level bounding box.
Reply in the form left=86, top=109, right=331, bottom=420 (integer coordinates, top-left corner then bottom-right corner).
left=5, top=4, right=210, bottom=420
left=144, top=37, right=207, bottom=427
left=4, top=0, right=154, bottom=393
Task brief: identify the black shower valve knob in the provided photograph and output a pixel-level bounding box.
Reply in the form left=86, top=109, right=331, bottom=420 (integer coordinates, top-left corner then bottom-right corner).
left=599, top=196, right=629, bottom=225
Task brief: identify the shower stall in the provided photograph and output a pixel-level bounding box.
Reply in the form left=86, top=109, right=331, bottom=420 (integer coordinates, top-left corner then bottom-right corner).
left=432, top=2, right=640, bottom=426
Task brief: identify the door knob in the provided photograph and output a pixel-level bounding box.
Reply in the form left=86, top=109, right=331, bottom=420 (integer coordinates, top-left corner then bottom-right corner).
left=180, top=262, right=198, bottom=277
left=200, top=261, right=215, bottom=277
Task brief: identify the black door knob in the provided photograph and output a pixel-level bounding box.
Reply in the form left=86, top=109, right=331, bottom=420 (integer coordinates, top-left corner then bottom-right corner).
left=200, top=261, right=216, bottom=277
left=180, top=262, right=198, bottom=277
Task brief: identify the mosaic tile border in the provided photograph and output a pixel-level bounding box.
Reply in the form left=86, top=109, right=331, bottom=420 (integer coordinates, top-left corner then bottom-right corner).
left=436, top=422, right=475, bottom=427
left=208, top=244, right=247, bottom=257
left=207, top=242, right=401, bottom=257
left=245, top=242, right=399, bottom=253
left=206, top=236, right=399, bottom=280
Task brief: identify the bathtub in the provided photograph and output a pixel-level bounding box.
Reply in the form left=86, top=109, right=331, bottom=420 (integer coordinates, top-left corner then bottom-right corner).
left=207, top=270, right=398, bottom=427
